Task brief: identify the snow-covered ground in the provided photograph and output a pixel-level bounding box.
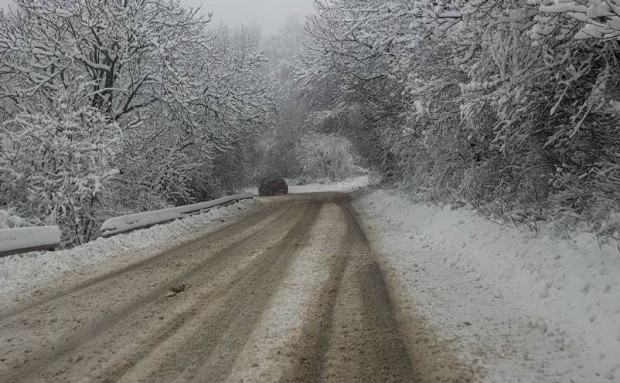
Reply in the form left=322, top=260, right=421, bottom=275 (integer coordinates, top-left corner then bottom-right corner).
left=243, top=175, right=372, bottom=195
left=4, top=175, right=618, bottom=381
left=0, top=199, right=259, bottom=308
left=227, top=203, right=347, bottom=381
left=287, top=175, right=372, bottom=193
left=355, top=189, right=620, bottom=382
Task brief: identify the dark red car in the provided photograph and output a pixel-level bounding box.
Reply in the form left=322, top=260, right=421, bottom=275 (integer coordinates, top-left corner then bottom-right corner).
left=258, top=178, right=288, bottom=196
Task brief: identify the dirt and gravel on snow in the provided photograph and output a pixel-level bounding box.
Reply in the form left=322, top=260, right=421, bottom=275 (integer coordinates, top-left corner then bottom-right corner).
left=0, top=192, right=473, bottom=382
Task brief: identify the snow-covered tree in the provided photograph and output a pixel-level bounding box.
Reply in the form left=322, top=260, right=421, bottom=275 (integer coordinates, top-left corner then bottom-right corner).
left=0, top=86, right=121, bottom=244
left=299, top=0, right=620, bottom=228
left=0, top=0, right=275, bottom=242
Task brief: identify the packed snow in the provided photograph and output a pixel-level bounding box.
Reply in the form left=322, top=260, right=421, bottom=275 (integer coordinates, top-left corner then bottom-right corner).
left=0, top=198, right=259, bottom=308
left=100, top=193, right=253, bottom=237
left=287, top=175, right=372, bottom=193
left=3, top=174, right=618, bottom=381
left=355, top=189, right=620, bottom=382
left=228, top=203, right=347, bottom=381
left=244, top=175, right=372, bottom=196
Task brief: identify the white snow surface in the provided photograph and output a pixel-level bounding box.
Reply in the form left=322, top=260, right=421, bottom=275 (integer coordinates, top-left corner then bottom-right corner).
left=288, top=175, right=371, bottom=193
left=0, top=198, right=259, bottom=307
left=101, top=193, right=253, bottom=236
left=0, top=226, right=61, bottom=255
left=355, top=189, right=620, bottom=382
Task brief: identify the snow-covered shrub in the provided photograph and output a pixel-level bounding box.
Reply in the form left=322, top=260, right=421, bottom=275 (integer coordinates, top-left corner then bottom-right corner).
left=296, top=133, right=355, bottom=182
left=0, top=90, right=121, bottom=244
left=0, top=209, right=29, bottom=229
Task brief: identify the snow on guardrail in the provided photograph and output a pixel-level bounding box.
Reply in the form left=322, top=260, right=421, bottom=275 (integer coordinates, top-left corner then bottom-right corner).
left=100, top=193, right=254, bottom=237
left=0, top=226, right=61, bottom=257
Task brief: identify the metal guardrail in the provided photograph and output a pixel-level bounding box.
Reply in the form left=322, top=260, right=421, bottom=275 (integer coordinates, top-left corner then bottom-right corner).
left=0, top=194, right=254, bottom=257
left=100, top=193, right=254, bottom=238
left=0, top=226, right=61, bottom=258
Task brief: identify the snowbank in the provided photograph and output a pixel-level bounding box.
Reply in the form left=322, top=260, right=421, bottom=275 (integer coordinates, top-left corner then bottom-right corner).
left=101, top=193, right=253, bottom=237
left=0, top=226, right=61, bottom=256
left=288, top=175, right=372, bottom=193
left=0, top=198, right=259, bottom=307
left=356, top=190, right=620, bottom=382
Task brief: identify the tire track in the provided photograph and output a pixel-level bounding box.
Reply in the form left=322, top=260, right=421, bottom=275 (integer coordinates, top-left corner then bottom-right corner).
left=117, top=199, right=323, bottom=383
left=0, top=193, right=424, bottom=383
left=282, top=204, right=352, bottom=382
left=0, top=201, right=303, bottom=383
left=0, top=201, right=276, bottom=323
left=286, top=196, right=415, bottom=382
left=224, top=201, right=348, bottom=383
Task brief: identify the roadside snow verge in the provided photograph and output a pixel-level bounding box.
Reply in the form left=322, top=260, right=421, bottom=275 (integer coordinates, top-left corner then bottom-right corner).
left=288, top=175, right=372, bottom=193
left=355, top=190, right=620, bottom=382
left=0, top=226, right=61, bottom=257
left=0, top=198, right=260, bottom=309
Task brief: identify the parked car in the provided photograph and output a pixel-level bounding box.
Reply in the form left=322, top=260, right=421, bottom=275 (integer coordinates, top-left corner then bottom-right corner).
left=258, top=178, right=288, bottom=196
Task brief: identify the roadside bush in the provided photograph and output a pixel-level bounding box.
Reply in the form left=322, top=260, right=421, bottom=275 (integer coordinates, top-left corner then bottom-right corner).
left=296, top=133, right=355, bottom=182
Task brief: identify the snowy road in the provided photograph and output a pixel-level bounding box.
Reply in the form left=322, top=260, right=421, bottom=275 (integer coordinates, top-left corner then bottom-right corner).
left=0, top=193, right=426, bottom=382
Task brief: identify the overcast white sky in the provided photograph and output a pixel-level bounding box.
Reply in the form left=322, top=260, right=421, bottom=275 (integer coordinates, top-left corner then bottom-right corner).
left=0, top=0, right=314, bottom=36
